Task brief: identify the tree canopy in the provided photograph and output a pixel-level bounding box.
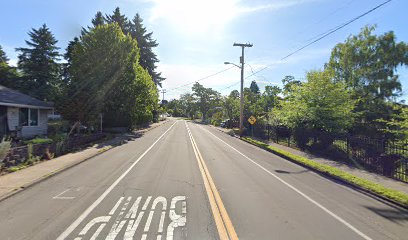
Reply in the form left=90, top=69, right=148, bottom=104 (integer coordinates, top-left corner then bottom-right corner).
left=59, top=23, right=158, bottom=128
left=16, top=24, right=61, bottom=101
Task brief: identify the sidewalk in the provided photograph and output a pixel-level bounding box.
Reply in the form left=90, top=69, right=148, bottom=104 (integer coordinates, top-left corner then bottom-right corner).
left=0, top=120, right=169, bottom=201
left=212, top=126, right=408, bottom=196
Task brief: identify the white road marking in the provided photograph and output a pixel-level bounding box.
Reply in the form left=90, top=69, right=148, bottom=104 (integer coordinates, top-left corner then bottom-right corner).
left=109, top=196, right=124, bottom=215
left=167, top=196, right=187, bottom=240
left=57, top=121, right=178, bottom=240
left=198, top=124, right=373, bottom=240
left=75, top=195, right=186, bottom=239
left=53, top=188, right=81, bottom=200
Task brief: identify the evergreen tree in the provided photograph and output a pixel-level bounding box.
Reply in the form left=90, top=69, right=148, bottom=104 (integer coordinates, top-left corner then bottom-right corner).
left=249, top=80, right=260, bottom=94
left=0, top=45, right=20, bottom=89
left=0, top=45, right=9, bottom=63
left=92, top=11, right=105, bottom=27
left=130, top=13, right=165, bottom=87
left=105, top=7, right=131, bottom=35
left=16, top=24, right=61, bottom=101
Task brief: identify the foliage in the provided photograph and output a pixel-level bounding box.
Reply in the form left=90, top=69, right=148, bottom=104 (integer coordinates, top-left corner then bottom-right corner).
left=223, top=90, right=240, bottom=121
left=0, top=45, right=20, bottom=90
left=378, top=105, right=408, bottom=140
left=16, top=24, right=62, bottom=101
left=101, top=8, right=164, bottom=86
left=274, top=70, right=355, bottom=147
left=130, top=13, right=164, bottom=86
left=192, top=82, right=221, bottom=121
left=59, top=23, right=158, bottom=128
left=249, top=80, right=260, bottom=94
left=327, top=25, right=408, bottom=138
left=0, top=139, right=11, bottom=163
left=242, top=137, right=408, bottom=207
left=24, top=137, right=53, bottom=145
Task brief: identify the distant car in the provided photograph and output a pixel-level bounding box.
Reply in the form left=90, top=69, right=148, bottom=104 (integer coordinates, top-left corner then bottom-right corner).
left=220, top=121, right=227, bottom=128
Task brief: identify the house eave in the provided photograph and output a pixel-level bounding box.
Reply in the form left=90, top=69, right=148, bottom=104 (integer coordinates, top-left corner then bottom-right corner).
left=0, top=102, right=53, bottom=110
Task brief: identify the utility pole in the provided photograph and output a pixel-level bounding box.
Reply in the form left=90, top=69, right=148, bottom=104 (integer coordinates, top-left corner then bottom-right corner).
left=161, top=89, right=167, bottom=102
left=233, top=42, right=253, bottom=136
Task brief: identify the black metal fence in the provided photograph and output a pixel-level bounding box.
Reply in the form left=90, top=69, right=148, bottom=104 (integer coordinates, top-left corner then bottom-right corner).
left=247, top=124, right=408, bottom=183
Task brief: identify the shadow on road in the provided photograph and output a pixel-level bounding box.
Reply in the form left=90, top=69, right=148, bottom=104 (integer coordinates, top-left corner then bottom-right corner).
left=364, top=206, right=408, bottom=224
left=274, top=169, right=309, bottom=174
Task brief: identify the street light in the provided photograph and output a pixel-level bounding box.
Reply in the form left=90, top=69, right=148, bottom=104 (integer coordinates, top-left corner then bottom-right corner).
left=224, top=62, right=241, bottom=69
left=225, top=43, right=253, bottom=136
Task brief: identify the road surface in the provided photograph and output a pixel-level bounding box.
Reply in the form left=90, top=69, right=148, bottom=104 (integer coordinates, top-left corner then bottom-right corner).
left=0, top=119, right=408, bottom=240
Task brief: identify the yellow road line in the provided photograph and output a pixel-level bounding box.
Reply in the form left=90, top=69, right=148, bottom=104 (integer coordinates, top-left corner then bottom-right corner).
left=185, top=121, right=238, bottom=240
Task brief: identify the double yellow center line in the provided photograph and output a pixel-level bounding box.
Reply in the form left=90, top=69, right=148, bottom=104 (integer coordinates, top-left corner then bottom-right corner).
left=185, top=121, right=238, bottom=240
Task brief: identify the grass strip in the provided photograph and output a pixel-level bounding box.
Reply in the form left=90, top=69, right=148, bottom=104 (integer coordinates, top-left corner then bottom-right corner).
left=241, top=137, right=408, bottom=208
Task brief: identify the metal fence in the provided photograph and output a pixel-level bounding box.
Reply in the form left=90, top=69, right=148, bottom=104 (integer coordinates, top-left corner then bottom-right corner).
left=248, top=124, right=408, bottom=183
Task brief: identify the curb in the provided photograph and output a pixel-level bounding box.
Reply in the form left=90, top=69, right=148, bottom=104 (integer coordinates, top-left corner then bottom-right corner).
left=0, top=119, right=170, bottom=202
left=206, top=124, right=408, bottom=210
left=240, top=137, right=408, bottom=210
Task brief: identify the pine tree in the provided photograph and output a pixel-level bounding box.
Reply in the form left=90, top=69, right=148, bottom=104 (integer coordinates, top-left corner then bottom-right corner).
left=0, top=45, right=21, bottom=90
left=105, top=7, right=131, bottom=35
left=0, top=45, right=9, bottom=63
left=16, top=24, right=61, bottom=101
left=249, top=80, right=260, bottom=94
left=92, top=11, right=105, bottom=27
left=130, top=13, right=165, bottom=87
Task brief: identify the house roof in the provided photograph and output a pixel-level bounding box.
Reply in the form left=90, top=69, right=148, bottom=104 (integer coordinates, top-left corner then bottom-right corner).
left=0, top=85, right=54, bottom=109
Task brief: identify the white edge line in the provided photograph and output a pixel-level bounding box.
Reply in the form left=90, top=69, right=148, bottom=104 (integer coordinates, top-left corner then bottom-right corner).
left=57, top=120, right=178, bottom=240
left=198, top=124, right=373, bottom=240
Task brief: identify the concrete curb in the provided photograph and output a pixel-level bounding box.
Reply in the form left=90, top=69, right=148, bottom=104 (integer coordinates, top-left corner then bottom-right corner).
left=0, top=119, right=170, bottom=202
left=208, top=124, right=408, bottom=210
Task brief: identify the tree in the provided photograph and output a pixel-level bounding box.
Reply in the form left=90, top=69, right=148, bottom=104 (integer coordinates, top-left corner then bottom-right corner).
left=92, top=11, right=105, bottom=27
left=192, top=82, right=220, bottom=121
left=249, top=80, right=260, bottom=94
left=274, top=70, right=355, bottom=148
left=0, top=45, right=20, bottom=90
left=282, top=75, right=301, bottom=93
left=180, top=93, right=197, bottom=118
left=130, top=13, right=164, bottom=87
left=0, top=45, right=8, bottom=63
left=59, top=23, right=158, bottom=128
left=260, top=85, right=281, bottom=114
left=223, top=90, right=240, bottom=121
left=105, top=7, right=131, bottom=35
left=327, top=25, right=408, bottom=137
left=16, top=24, right=61, bottom=101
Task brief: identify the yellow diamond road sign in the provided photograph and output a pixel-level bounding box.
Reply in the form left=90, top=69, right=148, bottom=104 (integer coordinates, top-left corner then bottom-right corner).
left=248, top=115, right=256, bottom=125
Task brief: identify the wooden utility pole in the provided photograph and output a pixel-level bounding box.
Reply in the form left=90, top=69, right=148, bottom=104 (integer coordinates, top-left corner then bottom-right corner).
left=233, top=42, right=253, bottom=136
left=161, top=89, right=167, bottom=102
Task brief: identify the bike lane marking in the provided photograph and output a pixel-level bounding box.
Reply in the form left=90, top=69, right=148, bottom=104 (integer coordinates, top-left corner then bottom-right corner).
left=57, top=120, right=178, bottom=240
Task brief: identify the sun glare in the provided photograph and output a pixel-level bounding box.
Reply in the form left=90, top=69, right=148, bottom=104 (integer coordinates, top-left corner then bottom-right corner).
left=149, top=0, right=239, bottom=34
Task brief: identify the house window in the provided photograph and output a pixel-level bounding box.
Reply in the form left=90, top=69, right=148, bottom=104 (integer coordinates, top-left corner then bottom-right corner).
left=19, top=108, right=39, bottom=126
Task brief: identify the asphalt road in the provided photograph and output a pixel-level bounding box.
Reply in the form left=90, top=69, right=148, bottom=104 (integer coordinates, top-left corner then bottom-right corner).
left=0, top=119, right=408, bottom=240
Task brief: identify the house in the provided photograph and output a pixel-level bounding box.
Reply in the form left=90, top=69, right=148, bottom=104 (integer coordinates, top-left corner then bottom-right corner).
left=0, top=85, right=53, bottom=138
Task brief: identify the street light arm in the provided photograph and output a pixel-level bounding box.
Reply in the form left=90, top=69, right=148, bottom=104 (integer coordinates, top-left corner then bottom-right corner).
left=224, top=62, right=241, bottom=69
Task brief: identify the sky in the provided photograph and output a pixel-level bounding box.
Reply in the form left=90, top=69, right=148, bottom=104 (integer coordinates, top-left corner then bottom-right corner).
left=1, top=0, right=407, bottom=101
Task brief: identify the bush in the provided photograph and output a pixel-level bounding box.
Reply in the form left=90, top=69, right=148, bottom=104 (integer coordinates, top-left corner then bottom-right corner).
left=24, top=137, right=53, bottom=145
left=0, top=139, right=11, bottom=163
left=293, top=127, right=310, bottom=149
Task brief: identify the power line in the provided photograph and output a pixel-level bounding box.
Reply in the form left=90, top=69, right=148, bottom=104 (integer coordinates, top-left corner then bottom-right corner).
left=167, top=66, right=235, bottom=92
left=244, top=0, right=393, bottom=79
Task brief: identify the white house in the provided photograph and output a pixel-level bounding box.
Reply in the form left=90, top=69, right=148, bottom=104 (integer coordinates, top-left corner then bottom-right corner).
left=0, top=85, right=54, bottom=138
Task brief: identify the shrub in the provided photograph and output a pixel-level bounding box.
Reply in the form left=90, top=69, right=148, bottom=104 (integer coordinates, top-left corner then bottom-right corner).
left=24, top=137, right=53, bottom=145
left=0, top=138, right=11, bottom=163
